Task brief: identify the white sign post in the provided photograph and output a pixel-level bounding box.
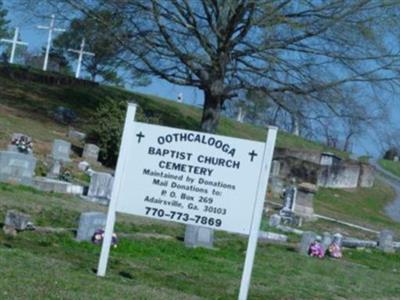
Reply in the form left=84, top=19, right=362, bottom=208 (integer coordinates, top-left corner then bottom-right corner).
left=97, top=103, right=277, bottom=299
left=1, top=27, right=28, bottom=63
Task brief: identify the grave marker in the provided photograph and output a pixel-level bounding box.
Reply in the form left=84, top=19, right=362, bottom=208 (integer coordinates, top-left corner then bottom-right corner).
left=0, top=27, right=28, bottom=63
left=52, top=139, right=71, bottom=162
left=37, top=14, right=65, bottom=71
left=67, top=38, right=95, bottom=78
left=87, top=172, right=114, bottom=204
left=82, top=144, right=100, bottom=162
left=0, top=151, right=37, bottom=185
left=76, top=212, right=107, bottom=241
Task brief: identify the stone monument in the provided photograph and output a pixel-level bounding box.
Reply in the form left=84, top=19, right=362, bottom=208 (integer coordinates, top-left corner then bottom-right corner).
left=52, top=139, right=71, bottom=162
left=76, top=212, right=107, bottom=241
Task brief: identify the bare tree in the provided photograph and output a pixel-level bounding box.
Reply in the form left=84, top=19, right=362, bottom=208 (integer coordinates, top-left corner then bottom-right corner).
left=12, top=0, right=400, bottom=134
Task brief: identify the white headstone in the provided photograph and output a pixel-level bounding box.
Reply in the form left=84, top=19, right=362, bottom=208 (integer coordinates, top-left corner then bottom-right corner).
left=87, top=172, right=114, bottom=204
left=379, top=230, right=394, bottom=253
left=52, top=139, right=71, bottom=162
left=0, top=151, right=37, bottom=185
left=82, top=144, right=100, bottom=162
left=271, top=160, right=280, bottom=177
left=76, top=212, right=107, bottom=241
left=184, top=225, right=214, bottom=249
left=68, top=128, right=86, bottom=141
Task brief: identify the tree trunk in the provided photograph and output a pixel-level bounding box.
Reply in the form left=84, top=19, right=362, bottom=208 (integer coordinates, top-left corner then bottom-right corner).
left=200, top=90, right=223, bottom=133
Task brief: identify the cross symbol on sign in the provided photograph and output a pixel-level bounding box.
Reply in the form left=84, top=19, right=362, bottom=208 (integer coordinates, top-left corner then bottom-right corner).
left=248, top=150, right=258, bottom=162
left=136, top=132, right=145, bottom=143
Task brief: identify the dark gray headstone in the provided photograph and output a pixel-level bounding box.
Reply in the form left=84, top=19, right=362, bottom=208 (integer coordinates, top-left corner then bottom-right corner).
left=76, top=212, right=107, bottom=241
left=87, top=172, right=113, bottom=204
left=271, top=160, right=281, bottom=177
left=332, top=233, right=343, bottom=247
left=321, top=232, right=332, bottom=253
left=379, top=230, right=394, bottom=253
left=0, top=151, right=37, bottom=185
left=48, top=160, right=62, bottom=178
left=82, top=144, right=100, bottom=162
left=298, top=231, right=317, bottom=255
left=68, top=128, right=86, bottom=141
left=52, top=139, right=71, bottom=162
left=184, top=225, right=214, bottom=249
left=268, top=214, right=281, bottom=227
left=5, top=210, right=31, bottom=230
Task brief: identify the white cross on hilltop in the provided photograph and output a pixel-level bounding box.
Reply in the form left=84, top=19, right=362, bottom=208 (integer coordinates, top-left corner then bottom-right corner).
left=68, top=38, right=95, bottom=79
left=37, top=14, right=65, bottom=71
left=1, top=27, right=28, bottom=63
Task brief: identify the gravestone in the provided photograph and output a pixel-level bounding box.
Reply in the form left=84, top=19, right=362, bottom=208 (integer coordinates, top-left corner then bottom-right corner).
left=0, top=151, right=37, bottom=185
left=298, top=231, right=317, bottom=255
left=321, top=232, right=332, bottom=253
left=48, top=160, right=62, bottom=178
left=76, top=212, right=107, bottom=241
left=68, top=128, right=86, bottom=141
left=294, top=182, right=317, bottom=220
left=82, top=144, right=100, bottom=162
left=33, top=177, right=84, bottom=195
left=52, top=139, right=71, bottom=162
left=320, top=152, right=341, bottom=166
left=271, top=160, right=281, bottom=177
left=269, top=177, right=284, bottom=196
left=280, top=186, right=297, bottom=216
left=379, top=230, right=394, bottom=253
left=87, top=172, right=114, bottom=204
left=4, top=210, right=31, bottom=230
left=268, top=214, right=281, bottom=227
left=332, top=233, right=343, bottom=247
left=184, top=225, right=214, bottom=249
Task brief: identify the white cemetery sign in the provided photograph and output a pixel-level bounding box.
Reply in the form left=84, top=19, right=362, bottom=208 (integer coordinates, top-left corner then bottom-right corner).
left=68, top=38, right=95, bottom=78
left=97, top=103, right=277, bottom=300
left=37, top=14, right=65, bottom=71
left=1, top=27, right=28, bottom=63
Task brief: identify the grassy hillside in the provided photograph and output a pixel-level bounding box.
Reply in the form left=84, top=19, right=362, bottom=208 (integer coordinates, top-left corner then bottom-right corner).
left=1, top=183, right=400, bottom=300
left=1, top=65, right=400, bottom=299
left=0, top=64, right=346, bottom=162
left=379, top=159, right=400, bottom=178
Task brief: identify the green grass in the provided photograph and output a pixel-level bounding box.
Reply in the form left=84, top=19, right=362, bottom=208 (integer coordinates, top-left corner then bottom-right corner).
left=311, top=180, right=400, bottom=236
left=1, top=182, right=400, bottom=299
left=379, top=159, right=400, bottom=178
left=1, top=64, right=399, bottom=299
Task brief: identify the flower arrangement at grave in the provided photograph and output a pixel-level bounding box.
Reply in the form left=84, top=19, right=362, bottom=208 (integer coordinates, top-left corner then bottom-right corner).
left=328, top=242, right=342, bottom=258
left=59, top=168, right=73, bottom=182
left=92, top=229, right=118, bottom=248
left=11, top=135, right=33, bottom=154
left=308, top=241, right=325, bottom=258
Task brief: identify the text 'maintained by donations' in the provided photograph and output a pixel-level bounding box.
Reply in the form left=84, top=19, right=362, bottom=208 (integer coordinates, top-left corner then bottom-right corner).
left=116, top=122, right=265, bottom=234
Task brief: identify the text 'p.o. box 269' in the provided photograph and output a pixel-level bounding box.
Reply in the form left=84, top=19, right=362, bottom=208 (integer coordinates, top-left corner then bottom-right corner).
left=97, top=103, right=277, bottom=300
left=117, top=122, right=265, bottom=234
